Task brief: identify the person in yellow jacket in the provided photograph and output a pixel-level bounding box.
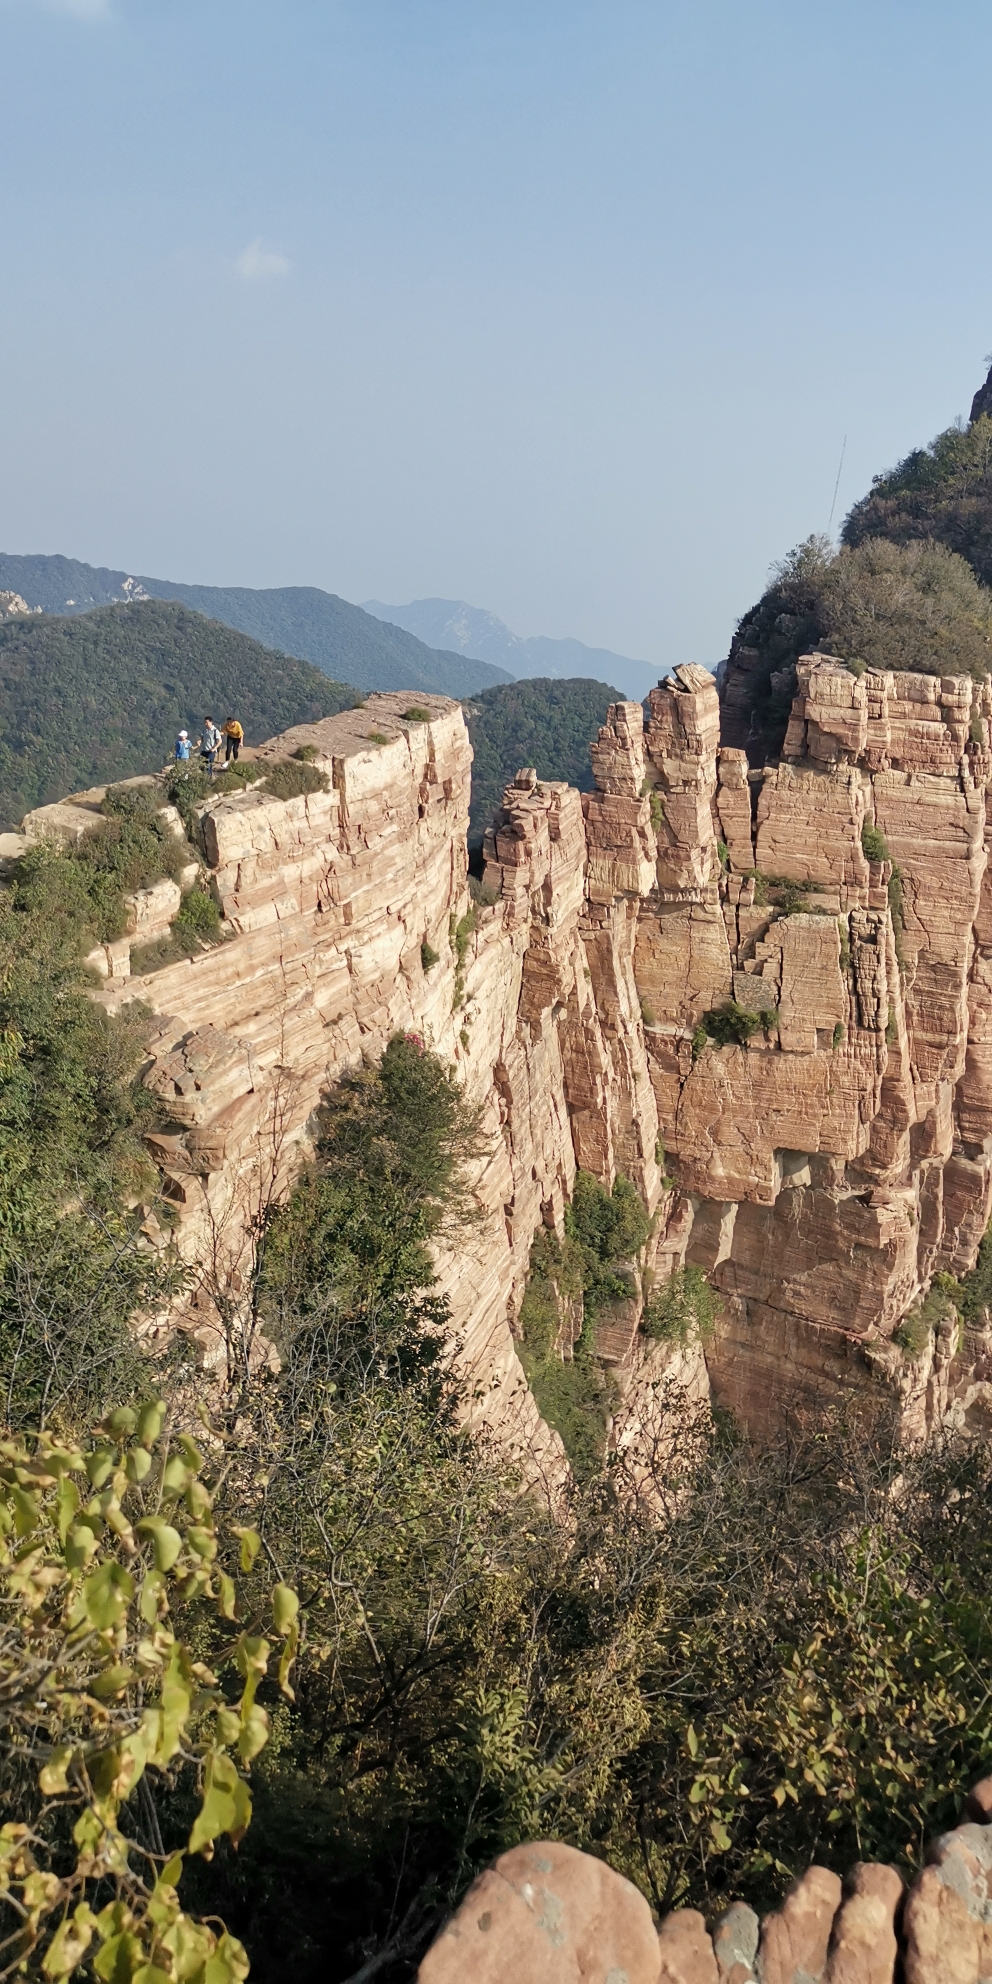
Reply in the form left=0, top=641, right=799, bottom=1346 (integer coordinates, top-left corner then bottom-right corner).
left=223, top=717, right=244, bottom=764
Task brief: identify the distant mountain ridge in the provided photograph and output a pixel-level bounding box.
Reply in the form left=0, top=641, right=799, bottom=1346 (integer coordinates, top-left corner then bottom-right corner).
left=0, top=555, right=512, bottom=700
left=362, top=596, right=663, bottom=703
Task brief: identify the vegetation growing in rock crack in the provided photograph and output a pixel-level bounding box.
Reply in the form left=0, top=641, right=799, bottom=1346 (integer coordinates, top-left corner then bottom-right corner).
left=698, top=1000, right=776, bottom=1049
left=642, top=1262, right=719, bottom=1347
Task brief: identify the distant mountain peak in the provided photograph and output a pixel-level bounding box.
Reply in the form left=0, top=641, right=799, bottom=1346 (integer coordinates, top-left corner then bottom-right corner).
left=363, top=596, right=664, bottom=704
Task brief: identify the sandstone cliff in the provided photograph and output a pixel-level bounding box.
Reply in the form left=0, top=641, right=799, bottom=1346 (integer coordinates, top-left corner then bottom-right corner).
left=20, top=664, right=992, bottom=1452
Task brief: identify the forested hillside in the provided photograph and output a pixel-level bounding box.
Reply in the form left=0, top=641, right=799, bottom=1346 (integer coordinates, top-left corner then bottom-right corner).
left=843, top=403, right=992, bottom=586
left=720, top=364, right=992, bottom=760
left=0, top=553, right=512, bottom=697
left=462, top=674, right=622, bottom=845
left=0, top=599, right=357, bottom=826
left=722, top=534, right=992, bottom=759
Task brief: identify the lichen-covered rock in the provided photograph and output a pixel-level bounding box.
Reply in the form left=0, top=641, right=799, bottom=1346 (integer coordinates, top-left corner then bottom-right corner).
left=903, top=1822, right=992, bottom=1983
left=414, top=1794, right=992, bottom=1984
left=656, top=1907, right=719, bottom=1982
left=825, top=1863, right=903, bottom=1984
left=711, top=1900, right=759, bottom=1982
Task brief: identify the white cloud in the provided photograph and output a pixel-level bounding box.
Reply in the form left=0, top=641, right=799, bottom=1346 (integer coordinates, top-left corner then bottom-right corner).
left=235, top=239, right=290, bottom=282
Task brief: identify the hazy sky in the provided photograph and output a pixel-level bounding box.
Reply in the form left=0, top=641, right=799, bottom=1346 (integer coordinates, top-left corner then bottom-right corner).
left=2, top=0, right=991, bottom=671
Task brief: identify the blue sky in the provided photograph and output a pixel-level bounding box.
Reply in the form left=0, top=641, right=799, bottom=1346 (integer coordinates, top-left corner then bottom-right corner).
left=2, top=0, right=991, bottom=670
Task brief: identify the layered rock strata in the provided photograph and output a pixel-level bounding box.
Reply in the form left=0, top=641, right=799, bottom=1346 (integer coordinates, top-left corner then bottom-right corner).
left=417, top=1777, right=992, bottom=1983
left=27, top=660, right=992, bottom=1447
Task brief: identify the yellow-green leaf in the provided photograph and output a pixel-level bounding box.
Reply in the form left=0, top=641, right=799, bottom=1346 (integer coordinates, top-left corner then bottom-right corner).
left=91, top=1665, right=136, bottom=1701
left=85, top=1447, right=116, bottom=1490
left=137, top=1519, right=182, bottom=1573
left=235, top=1635, right=269, bottom=1680
left=155, top=1650, right=193, bottom=1763
left=136, top=1402, right=166, bottom=1448
left=277, top=1624, right=298, bottom=1702
left=9, top=1483, right=40, bottom=1538
left=39, top=1747, right=74, bottom=1796
left=232, top=1527, right=261, bottom=1573
left=79, top=1561, right=134, bottom=1632
left=204, top=1933, right=250, bottom=1984
left=161, top=1914, right=212, bottom=1980
left=185, top=1476, right=212, bottom=1520
left=188, top=1753, right=240, bottom=1855
left=155, top=1853, right=184, bottom=1896
left=215, top=1707, right=240, bottom=1746
left=271, top=1584, right=298, bottom=1635
left=93, top=1930, right=142, bottom=1984
left=56, top=1475, right=80, bottom=1543
left=125, top=1449, right=153, bottom=1485
left=187, top=1526, right=217, bottom=1562
left=162, top=1456, right=192, bottom=1500
left=237, top=1703, right=269, bottom=1764
left=43, top=1909, right=94, bottom=1978
left=139, top=1570, right=164, bottom=1625
left=65, top=1523, right=100, bottom=1572
left=104, top=1408, right=137, bottom=1436
left=216, top=1572, right=237, bottom=1621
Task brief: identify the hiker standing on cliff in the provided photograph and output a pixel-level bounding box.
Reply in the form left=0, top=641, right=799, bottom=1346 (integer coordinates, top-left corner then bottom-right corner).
left=200, top=718, right=222, bottom=777
left=223, top=716, right=244, bottom=764
left=174, top=729, right=191, bottom=762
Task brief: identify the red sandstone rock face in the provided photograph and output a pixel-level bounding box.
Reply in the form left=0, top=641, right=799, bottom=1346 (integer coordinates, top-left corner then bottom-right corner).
left=30, top=651, right=990, bottom=1453
left=756, top=1865, right=842, bottom=1983
left=826, top=1864, right=903, bottom=1984
left=417, top=1839, right=662, bottom=1984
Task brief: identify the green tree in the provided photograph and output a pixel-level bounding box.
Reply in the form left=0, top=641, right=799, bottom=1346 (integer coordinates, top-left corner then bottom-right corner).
left=843, top=412, right=992, bottom=587
left=723, top=534, right=992, bottom=759
left=0, top=1404, right=299, bottom=1982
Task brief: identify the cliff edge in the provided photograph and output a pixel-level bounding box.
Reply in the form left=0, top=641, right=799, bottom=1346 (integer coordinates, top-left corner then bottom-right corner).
left=22, top=666, right=992, bottom=1455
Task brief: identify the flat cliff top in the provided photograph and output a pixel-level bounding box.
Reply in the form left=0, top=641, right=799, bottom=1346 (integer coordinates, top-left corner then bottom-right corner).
left=250, top=689, right=463, bottom=766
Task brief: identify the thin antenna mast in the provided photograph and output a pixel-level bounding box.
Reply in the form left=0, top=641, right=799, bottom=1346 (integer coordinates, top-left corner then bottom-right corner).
left=827, top=433, right=847, bottom=533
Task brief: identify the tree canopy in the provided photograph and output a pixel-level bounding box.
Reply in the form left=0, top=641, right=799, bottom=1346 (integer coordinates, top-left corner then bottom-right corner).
left=725, top=534, right=992, bottom=760
left=843, top=413, right=992, bottom=587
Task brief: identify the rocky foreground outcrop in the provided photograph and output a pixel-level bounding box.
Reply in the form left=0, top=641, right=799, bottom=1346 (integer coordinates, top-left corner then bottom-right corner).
left=417, top=1779, right=992, bottom=1983
left=18, top=660, right=992, bottom=1449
